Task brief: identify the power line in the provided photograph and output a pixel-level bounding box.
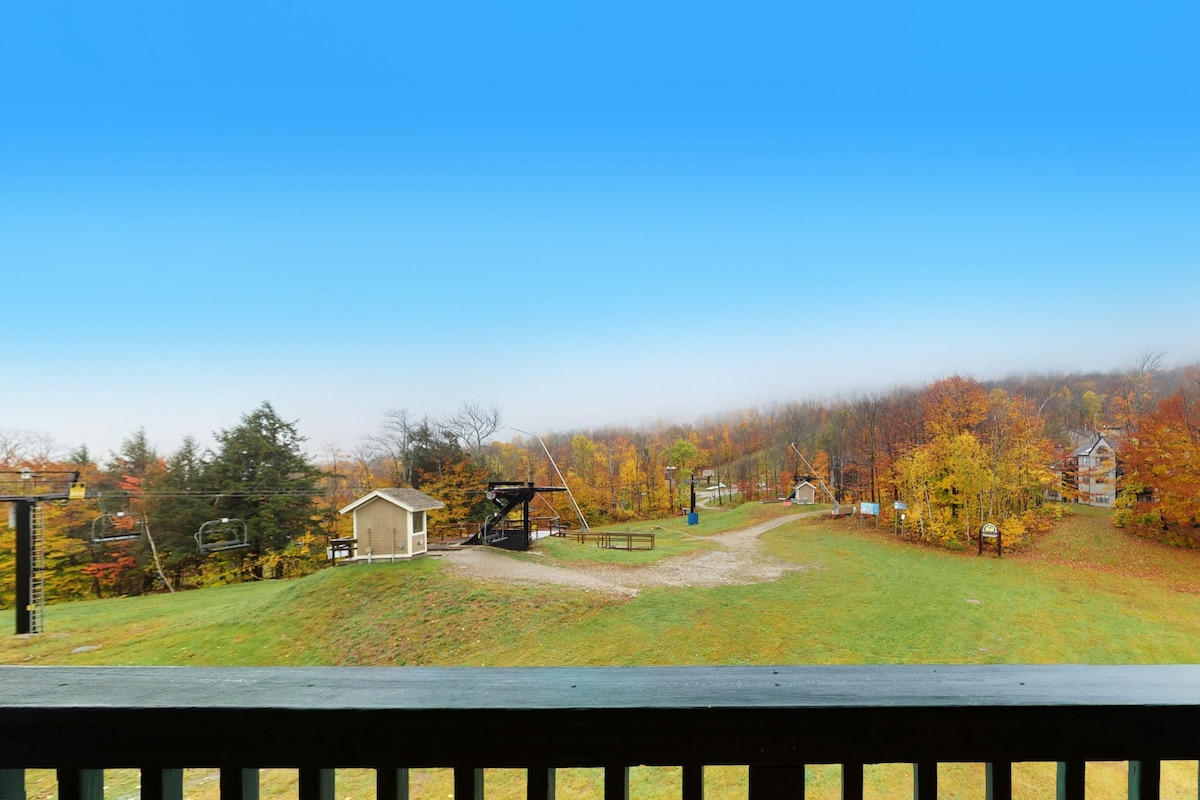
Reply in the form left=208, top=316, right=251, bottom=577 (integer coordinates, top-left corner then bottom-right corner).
left=96, top=489, right=333, bottom=499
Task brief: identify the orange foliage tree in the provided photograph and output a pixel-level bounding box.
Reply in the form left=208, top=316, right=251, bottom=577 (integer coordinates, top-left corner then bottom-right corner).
left=1117, top=387, right=1200, bottom=545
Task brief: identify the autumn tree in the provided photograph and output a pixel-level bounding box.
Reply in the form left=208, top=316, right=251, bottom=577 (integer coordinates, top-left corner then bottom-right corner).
left=897, top=385, right=1055, bottom=547
left=203, top=402, right=322, bottom=559
left=422, top=459, right=493, bottom=530
left=442, top=402, right=504, bottom=461
left=920, top=376, right=989, bottom=439
left=1117, top=385, right=1200, bottom=545
left=0, top=429, right=60, bottom=466
left=1111, top=350, right=1166, bottom=431
left=982, top=390, right=1057, bottom=518
left=143, top=436, right=214, bottom=585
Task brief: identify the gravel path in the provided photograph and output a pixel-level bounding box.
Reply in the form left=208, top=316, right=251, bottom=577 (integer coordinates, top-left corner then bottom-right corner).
left=434, top=512, right=822, bottom=597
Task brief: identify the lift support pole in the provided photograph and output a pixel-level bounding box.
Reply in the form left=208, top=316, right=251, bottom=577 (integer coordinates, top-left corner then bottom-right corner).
left=14, top=500, right=33, bottom=635
left=3, top=470, right=82, bottom=636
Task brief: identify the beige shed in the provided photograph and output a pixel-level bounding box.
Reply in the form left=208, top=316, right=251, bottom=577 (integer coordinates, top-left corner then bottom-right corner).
left=339, top=488, right=445, bottom=561
left=788, top=481, right=818, bottom=504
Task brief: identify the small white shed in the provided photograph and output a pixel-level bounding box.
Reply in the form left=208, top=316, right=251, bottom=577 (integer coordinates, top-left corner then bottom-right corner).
left=339, top=488, right=445, bottom=561
left=788, top=481, right=818, bottom=504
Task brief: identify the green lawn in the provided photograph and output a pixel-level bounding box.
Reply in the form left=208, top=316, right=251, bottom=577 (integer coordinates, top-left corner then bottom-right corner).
left=6, top=504, right=1199, bottom=668
left=4, top=503, right=1200, bottom=798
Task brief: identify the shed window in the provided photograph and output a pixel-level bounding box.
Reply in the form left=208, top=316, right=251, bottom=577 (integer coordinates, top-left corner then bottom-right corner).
left=413, top=511, right=425, bottom=532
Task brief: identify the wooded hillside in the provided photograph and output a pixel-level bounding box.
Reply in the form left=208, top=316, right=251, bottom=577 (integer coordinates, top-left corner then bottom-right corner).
left=2, top=358, right=1198, bottom=605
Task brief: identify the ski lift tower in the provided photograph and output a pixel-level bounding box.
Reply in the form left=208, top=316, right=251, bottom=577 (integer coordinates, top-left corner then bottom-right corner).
left=1, top=470, right=84, bottom=635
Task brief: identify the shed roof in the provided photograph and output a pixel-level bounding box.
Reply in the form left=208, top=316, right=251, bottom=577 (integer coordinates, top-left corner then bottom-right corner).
left=339, top=488, right=445, bottom=515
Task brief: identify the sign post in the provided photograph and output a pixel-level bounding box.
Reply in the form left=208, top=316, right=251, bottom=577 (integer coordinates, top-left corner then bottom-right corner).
left=979, top=522, right=1001, bottom=557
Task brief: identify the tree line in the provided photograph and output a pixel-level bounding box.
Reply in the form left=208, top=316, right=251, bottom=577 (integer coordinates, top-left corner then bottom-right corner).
left=2, top=358, right=1199, bottom=606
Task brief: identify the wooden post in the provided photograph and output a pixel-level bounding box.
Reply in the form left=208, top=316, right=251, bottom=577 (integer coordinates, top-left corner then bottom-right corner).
left=913, top=762, right=937, bottom=800
left=681, top=765, right=702, bottom=800
left=527, top=767, right=555, bottom=800
left=55, top=770, right=103, bottom=800
left=1127, top=760, right=1160, bottom=800
left=376, top=768, right=409, bottom=800
left=841, top=762, right=864, bottom=800
left=298, top=768, right=334, bottom=800
left=219, top=768, right=259, bottom=800
left=748, top=766, right=805, bottom=800
left=454, top=768, right=483, bottom=800
left=1056, top=761, right=1084, bottom=800
left=140, top=768, right=183, bottom=800
left=603, top=766, right=628, bottom=800
left=0, top=769, right=25, bottom=800
left=985, top=761, right=1012, bottom=800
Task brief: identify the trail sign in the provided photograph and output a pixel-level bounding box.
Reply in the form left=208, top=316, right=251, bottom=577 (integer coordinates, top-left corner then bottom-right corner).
left=979, top=522, right=1002, bottom=557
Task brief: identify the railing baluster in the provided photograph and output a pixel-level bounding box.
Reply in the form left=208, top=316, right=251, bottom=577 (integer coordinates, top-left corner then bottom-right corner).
left=526, top=767, right=555, bottom=800
left=377, top=768, right=410, bottom=800
left=454, top=767, right=483, bottom=800
left=0, top=769, right=25, bottom=800
left=140, top=768, right=183, bottom=800
left=681, top=765, right=703, bottom=800
left=1056, top=761, right=1085, bottom=800
left=298, top=768, right=334, bottom=800
left=604, top=766, right=629, bottom=800
left=219, top=767, right=260, bottom=800
left=841, top=762, right=863, bottom=800
left=1128, top=760, right=1160, bottom=800
left=56, top=769, right=104, bottom=800
left=986, top=761, right=1012, bottom=800
left=912, top=762, right=937, bottom=800
left=748, top=765, right=805, bottom=799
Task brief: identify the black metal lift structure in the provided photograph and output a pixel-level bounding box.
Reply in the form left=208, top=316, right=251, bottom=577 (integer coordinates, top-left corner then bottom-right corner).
left=465, top=481, right=566, bottom=552
left=1, top=470, right=84, bottom=635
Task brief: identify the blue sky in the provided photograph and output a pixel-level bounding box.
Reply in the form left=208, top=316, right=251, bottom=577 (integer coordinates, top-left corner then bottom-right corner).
left=3, top=1, right=1199, bottom=459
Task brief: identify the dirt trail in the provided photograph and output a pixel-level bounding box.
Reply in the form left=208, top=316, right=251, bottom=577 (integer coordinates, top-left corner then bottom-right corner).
left=434, top=512, right=822, bottom=597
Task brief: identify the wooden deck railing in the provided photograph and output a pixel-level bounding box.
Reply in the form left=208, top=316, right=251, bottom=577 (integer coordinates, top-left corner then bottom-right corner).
left=0, top=665, right=1198, bottom=799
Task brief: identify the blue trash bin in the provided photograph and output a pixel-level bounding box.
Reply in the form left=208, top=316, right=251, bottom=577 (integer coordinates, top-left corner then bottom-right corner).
left=687, top=512, right=699, bottom=525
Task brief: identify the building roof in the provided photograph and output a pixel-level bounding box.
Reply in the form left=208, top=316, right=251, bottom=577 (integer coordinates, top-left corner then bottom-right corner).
left=1068, top=433, right=1117, bottom=458
left=339, top=487, right=445, bottom=515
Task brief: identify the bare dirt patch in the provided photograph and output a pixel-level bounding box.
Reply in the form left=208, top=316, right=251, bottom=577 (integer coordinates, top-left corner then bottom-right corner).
left=434, top=513, right=820, bottom=596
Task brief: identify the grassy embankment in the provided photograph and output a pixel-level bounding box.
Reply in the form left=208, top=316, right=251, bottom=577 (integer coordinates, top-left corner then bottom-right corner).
left=3, top=503, right=1199, bottom=798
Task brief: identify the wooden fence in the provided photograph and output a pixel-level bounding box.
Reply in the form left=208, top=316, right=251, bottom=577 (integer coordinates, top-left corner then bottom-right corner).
left=553, top=531, right=656, bottom=550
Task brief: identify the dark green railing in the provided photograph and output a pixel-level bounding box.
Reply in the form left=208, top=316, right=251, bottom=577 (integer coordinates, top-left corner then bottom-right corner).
left=0, top=665, right=1197, bottom=799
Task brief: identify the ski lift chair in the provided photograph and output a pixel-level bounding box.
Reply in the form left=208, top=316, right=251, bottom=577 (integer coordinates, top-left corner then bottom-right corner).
left=195, top=518, right=250, bottom=554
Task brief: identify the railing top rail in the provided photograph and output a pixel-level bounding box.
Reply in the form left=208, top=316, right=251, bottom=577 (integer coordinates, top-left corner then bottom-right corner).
left=2, top=664, right=1199, bottom=711
left=2, top=666, right=1199, bottom=768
